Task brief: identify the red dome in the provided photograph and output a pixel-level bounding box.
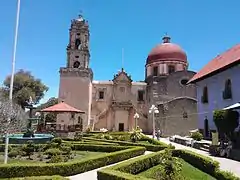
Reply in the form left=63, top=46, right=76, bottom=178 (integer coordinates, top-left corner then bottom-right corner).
left=146, top=36, right=187, bottom=64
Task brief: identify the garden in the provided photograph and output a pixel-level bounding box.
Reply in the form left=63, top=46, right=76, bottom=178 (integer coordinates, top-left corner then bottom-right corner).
left=0, top=128, right=239, bottom=180
left=98, top=147, right=240, bottom=180
left=0, top=128, right=166, bottom=179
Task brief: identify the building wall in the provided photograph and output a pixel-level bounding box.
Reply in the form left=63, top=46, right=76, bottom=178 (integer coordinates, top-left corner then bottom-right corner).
left=146, top=70, right=198, bottom=135
left=196, top=64, right=240, bottom=131
left=91, top=73, right=149, bottom=132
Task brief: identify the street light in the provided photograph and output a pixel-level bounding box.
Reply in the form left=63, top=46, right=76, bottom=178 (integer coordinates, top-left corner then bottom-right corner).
left=4, top=0, right=21, bottom=164
left=149, top=104, right=159, bottom=139
left=134, top=112, right=139, bottom=129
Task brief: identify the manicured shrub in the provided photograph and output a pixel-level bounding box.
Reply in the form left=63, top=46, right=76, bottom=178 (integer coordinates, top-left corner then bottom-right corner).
left=172, top=149, right=219, bottom=176
left=10, top=175, right=68, bottom=180
left=48, top=155, right=64, bottom=163
left=190, top=131, right=203, bottom=141
left=51, top=138, right=62, bottom=145
left=8, top=150, right=19, bottom=158
left=82, top=137, right=168, bottom=151
left=44, top=148, right=62, bottom=158
left=0, top=146, right=145, bottom=178
left=98, top=149, right=240, bottom=180
left=22, top=141, right=35, bottom=159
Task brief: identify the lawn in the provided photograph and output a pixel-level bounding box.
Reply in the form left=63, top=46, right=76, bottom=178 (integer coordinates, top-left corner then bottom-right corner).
left=0, top=151, right=106, bottom=164
left=138, top=158, right=216, bottom=180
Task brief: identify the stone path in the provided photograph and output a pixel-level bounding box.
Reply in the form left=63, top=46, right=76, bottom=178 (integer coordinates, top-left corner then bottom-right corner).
left=69, top=151, right=152, bottom=180
left=159, top=137, right=240, bottom=177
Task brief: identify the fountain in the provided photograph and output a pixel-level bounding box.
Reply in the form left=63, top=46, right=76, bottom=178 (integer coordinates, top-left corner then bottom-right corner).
left=4, top=97, right=54, bottom=144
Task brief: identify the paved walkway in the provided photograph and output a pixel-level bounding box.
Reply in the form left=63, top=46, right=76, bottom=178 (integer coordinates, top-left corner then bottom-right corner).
left=69, top=151, right=152, bottom=180
left=159, top=137, right=240, bottom=177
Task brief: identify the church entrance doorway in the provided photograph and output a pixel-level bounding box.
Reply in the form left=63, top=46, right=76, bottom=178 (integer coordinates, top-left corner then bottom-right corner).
left=119, top=123, right=124, bottom=131
left=204, top=117, right=209, bottom=138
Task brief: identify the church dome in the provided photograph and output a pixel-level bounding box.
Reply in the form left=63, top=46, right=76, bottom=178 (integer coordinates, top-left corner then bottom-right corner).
left=146, top=36, right=187, bottom=65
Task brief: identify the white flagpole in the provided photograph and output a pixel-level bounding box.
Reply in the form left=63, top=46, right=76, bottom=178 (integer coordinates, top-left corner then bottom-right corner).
left=4, top=0, right=21, bottom=164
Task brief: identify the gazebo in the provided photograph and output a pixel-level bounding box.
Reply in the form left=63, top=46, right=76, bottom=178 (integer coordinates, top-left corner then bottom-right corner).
left=40, top=101, right=85, bottom=132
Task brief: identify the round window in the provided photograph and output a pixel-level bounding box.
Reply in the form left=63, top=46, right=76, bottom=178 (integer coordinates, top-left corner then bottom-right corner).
left=180, top=79, right=189, bottom=85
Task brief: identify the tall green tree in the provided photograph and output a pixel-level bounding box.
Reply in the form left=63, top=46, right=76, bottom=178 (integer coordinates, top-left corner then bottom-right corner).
left=1, top=69, right=49, bottom=108
left=213, top=109, right=239, bottom=142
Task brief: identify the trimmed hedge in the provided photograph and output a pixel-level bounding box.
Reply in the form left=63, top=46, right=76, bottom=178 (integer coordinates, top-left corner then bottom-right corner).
left=83, top=137, right=168, bottom=151
left=98, top=149, right=240, bottom=180
left=0, top=146, right=146, bottom=178
left=9, top=175, right=68, bottom=180
left=72, top=144, right=130, bottom=152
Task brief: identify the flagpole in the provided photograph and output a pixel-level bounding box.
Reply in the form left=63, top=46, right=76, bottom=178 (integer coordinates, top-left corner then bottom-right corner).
left=4, top=0, right=21, bottom=164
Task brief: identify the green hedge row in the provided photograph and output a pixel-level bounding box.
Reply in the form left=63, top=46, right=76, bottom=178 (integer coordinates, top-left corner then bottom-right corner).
left=72, top=144, right=130, bottom=152
left=82, top=137, right=169, bottom=152
left=0, top=146, right=146, bottom=178
left=173, top=149, right=239, bottom=180
left=98, top=149, right=240, bottom=180
left=9, top=175, right=68, bottom=180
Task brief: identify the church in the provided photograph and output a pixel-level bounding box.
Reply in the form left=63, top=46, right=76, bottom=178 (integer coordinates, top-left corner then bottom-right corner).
left=57, top=15, right=198, bottom=136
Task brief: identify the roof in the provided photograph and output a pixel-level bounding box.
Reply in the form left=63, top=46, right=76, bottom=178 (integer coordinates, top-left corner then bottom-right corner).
left=146, top=36, right=187, bottom=65
left=41, top=101, right=85, bottom=113
left=189, top=44, right=240, bottom=83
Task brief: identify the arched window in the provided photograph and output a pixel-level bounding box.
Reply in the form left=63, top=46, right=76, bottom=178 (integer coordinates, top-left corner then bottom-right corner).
left=75, top=39, right=81, bottom=49
left=201, top=86, right=208, bottom=103
left=73, top=61, right=80, bottom=68
left=223, top=79, right=232, bottom=99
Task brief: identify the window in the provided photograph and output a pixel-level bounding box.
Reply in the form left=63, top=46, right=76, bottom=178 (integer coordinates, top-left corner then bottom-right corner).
left=201, top=86, right=208, bottom=103
left=180, top=79, right=189, bottom=85
left=99, top=91, right=104, bottom=99
left=223, top=79, right=232, bottom=99
left=138, top=90, right=144, bottom=101
left=75, top=56, right=79, bottom=58
left=153, top=66, right=158, bottom=76
left=168, top=65, right=175, bottom=74
left=73, top=61, right=80, bottom=68
left=120, top=87, right=125, bottom=93
left=75, top=39, right=81, bottom=49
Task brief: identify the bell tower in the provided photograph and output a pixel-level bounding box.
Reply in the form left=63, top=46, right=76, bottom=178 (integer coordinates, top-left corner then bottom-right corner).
left=66, top=14, right=90, bottom=69
left=58, top=14, right=93, bottom=131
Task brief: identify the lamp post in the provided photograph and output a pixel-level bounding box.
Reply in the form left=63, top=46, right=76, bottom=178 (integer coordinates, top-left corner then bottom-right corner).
left=4, top=0, right=21, bottom=164
left=134, top=112, right=139, bottom=129
left=149, top=105, right=159, bottom=139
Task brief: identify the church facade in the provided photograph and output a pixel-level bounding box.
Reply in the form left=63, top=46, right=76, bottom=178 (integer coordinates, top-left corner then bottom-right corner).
left=57, top=15, right=198, bottom=136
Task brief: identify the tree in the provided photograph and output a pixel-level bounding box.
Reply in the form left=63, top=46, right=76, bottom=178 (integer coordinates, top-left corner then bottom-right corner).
left=213, top=109, right=239, bottom=142
left=1, top=69, right=49, bottom=108
left=0, top=94, right=27, bottom=135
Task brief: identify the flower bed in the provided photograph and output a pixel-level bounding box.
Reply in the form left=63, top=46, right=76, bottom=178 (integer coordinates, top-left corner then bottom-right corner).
left=0, top=143, right=145, bottom=178
left=97, top=149, right=239, bottom=180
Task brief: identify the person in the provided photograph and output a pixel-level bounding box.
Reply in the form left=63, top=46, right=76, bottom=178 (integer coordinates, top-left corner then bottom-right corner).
left=156, top=129, right=161, bottom=140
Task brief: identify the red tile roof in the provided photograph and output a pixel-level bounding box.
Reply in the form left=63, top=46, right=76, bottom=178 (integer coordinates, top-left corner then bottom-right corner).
left=41, top=101, right=85, bottom=113
left=189, top=44, right=240, bottom=83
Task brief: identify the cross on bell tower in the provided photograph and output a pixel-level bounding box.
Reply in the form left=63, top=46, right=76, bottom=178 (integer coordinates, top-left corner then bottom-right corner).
left=66, top=14, right=90, bottom=69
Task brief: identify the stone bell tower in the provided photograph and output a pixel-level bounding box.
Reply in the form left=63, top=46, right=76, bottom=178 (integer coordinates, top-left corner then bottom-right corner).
left=58, top=15, right=93, bottom=131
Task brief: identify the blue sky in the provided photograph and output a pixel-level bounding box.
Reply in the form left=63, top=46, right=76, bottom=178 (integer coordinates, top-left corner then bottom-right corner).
left=0, top=0, right=240, bottom=104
